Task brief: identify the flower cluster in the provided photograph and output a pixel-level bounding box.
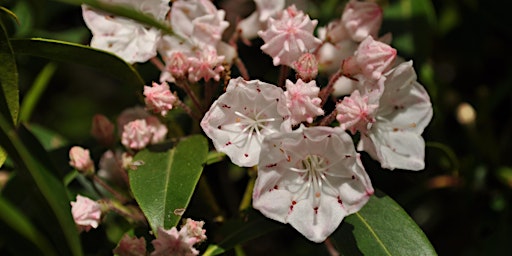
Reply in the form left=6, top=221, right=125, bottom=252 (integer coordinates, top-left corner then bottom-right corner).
left=79, top=0, right=433, bottom=248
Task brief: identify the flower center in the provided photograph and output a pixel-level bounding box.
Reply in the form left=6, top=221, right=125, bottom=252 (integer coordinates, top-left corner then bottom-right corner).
left=228, top=101, right=278, bottom=147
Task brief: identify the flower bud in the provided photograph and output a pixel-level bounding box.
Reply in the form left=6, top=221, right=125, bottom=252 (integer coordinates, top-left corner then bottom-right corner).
left=342, top=36, right=396, bottom=80
left=341, top=0, right=383, bottom=42
left=143, top=82, right=178, bottom=117
left=69, top=146, right=95, bottom=174
left=293, top=53, right=318, bottom=82
left=70, top=195, right=101, bottom=232
left=121, top=119, right=152, bottom=150
left=91, top=114, right=115, bottom=147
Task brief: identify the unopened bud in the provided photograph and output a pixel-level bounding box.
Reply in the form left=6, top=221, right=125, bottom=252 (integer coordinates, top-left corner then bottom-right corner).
left=342, top=36, right=396, bottom=80
left=293, top=53, right=318, bottom=82
left=69, top=146, right=95, bottom=175
left=91, top=114, right=115, bottom=147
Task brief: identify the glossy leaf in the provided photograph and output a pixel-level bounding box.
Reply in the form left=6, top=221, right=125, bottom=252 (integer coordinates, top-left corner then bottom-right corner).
left=332, top=190, right=437, bottom=256
left=0, top=21, right=19, bottom=125
left=129, top=135, right=208, bottom=234
left=0, top=116, right=82, bottom=256
left=0, top=196, right=57, bottom=255
left=10, top=38, right=145, bottom=89
left=203, top=209, right=284, bottom=256
left=54, top=0, right=177, bottom=36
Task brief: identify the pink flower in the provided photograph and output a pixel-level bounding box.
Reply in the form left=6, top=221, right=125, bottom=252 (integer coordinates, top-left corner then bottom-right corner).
left=292, top=53, right=318, bottom=81
left=187, top=47, right=225, bottom=82
left=357, top=61, right=433, bottom=170
left=341, top=0, right=383, bottom=42
left=253, top=125, right=373, bottom=243
left=284, top=79, right=324, bottom=125
left=259, top=5, right=322, bottom=67
left=201, top=77, right=291, bottom=167
left=336, top=90, right=379, bottom=134
left=342, top=36, right=397, bottom=81
left=151, top=227, right=199, bottom=256
left=113, top=234, right=147, bottom=256
left=144, top=82, right=178, bottom=116
left=70, top=195, right=101, bottom=232
left=91, top=114, right=115, bottom=146
left=69, top=146, right=94, bottom=173
left=117, top=106, right=150, bottom=135
left=164, top=51, right=191, bottom=80
left=121, top=119, right=152, bottom=150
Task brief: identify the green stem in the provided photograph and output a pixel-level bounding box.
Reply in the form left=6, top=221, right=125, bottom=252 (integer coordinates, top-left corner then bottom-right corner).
left=239, top=167, right=257, bottom=212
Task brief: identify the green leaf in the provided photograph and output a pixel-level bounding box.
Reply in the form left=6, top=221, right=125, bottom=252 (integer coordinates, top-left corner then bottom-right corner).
left=0, top=21, right=19, bottom=125
left=129, top=135, right=208, bottom=234
left=203, top=209, right=284, bottom=256
left=54, top=0, right=177, bottom=36
left=0, top=6, right=20, bottom=25
left=10, top=38, right=145, bottom=89
left=19, top=63, right=57, bottom=123
left=332, top=190, right=437, bottom=256
left=0, top=196, right=57, bottom=255
left=0, top=116, right=82, bottom=256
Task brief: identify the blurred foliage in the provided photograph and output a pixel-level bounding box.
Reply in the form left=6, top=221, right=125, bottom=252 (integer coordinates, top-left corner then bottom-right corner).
left=0, top=0, right=510, bottom=255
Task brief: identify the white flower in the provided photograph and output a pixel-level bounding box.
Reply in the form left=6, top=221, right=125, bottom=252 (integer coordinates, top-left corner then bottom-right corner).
left=237, top=0, right=285, bottom=39
left=253, top=125, right=374, bottom=243
left=81, top=0, right=170, bottom=64
left=201, top=77, right=291, bottom=167
left=358, top=61, right=433, bottom=170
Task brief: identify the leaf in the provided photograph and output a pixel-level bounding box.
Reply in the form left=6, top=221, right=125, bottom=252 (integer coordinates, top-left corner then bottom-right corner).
left=0, top=195, right=57, bottom=255
left=10, top=38, right=145, bottom=89
left=0, top=20, right=19, bottom=125
left=129, top=135, right=208, bottom=234
left=332, top=190, right=437, bottom=256
left=54, top=0, right=177, bottom=36
left=203, top=209, right=284, bottom=256
left=19, top=62, right=58, bottom=122
left=0, top=116, right=82, bottom=256
left=0, top=6, right=20, bottom=25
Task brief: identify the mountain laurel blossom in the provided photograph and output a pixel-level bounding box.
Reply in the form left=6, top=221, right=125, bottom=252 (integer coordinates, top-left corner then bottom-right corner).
left=81, top=0, right=170, bottom=63
left=339, top=0, right=383, bottom=42
left=151, top=220, right=206, bottom=256
left=284, top=79, right=324, bottom=125
left=357, top=61, right=433, bottom=170
left=201, top=77, right=291, bottom=167
left=70, top=195, right=102, bottom=232
left=121, top=119, right=153, bottom=150
left=253, top=125, right=374, bottom=243
left=237, top=0, right=285, bottom=39
left=259, top=5, right=322, bottom=67
left=143, top=81, right=178, bottom=116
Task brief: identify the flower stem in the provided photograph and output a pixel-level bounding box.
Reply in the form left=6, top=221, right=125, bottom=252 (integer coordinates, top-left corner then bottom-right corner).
left=319, top=69, right=343, bottom=107
left=324, top=237, right=340, bottom=256
left=91, top=175, right=130, bottom=203
left=239, top=166, right=257, bottom=212
left=150, top=57, right=165, bottom=72
left=175, top=79, right=204, bottom=113
left=278, top=65, right=290, bottom=88
left=318, top=109, right=338, bottom=127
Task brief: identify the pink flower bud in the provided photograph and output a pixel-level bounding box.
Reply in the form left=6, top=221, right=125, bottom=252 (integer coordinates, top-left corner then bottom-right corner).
left=341, top=0, right=383, bottom=42
left=91, top=114, right=115, bottom=146
left=165, top=51, right=190, bottom=79
left=121, top=119, right=152, bottom=150
left=180, top=218, right=207, bottom=245
left=342, top=36, right=396, bottom=80
left=70, top=195, right=101, bottom=232
left=69, top=146, right=94, bottom=174
left=143, top=82, right=178, bottom=117
left=145, top=116, right=168, bottom=144
left=113, top=234, right=147, bottom=256
left=336, top=90, right=378, bottom=134
left=292, top=53, right=318, bottom=81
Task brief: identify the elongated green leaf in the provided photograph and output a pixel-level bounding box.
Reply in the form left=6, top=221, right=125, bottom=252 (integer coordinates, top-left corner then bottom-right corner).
left=332, top=190, right=437, bottom=256
left=19, top=63, right=57, bottom=122
left=0, top=196, right=57, bottom=255
left=10, top=38, right=145, bottom=88
left=129, top=135, right=208, bottom=234
left=0, top=6, right=20, bottom=24
left=54, top=0, right=177, bottom=36
left=0, top=21, right=19, bottom=125
left=203, top=209, right=284, bottom=256
left=0, top=116, right=82, bottom=256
